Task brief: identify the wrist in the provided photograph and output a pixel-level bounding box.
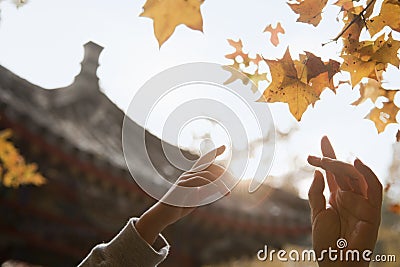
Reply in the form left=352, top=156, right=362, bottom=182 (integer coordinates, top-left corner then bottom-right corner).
left=135, top=206, right=168, bottom=245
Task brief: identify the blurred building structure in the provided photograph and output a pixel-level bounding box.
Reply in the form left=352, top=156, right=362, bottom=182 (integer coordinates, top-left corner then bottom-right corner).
left=0, top=42, right=311, bottom=267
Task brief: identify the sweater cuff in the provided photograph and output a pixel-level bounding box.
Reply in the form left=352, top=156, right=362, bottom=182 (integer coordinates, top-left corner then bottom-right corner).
left=115, top=217, right=169, bottom=266
left=130, top=217, right=170, bottom=264
left=97, top=217, right=169, bottom=266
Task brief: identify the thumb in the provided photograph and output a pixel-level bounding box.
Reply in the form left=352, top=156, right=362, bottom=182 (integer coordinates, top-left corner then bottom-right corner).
left=308, top=170, right=326, bottom=222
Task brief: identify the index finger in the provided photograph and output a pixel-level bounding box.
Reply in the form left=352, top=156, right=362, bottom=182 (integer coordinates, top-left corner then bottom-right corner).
left=321, top=136, right=339, bottom=194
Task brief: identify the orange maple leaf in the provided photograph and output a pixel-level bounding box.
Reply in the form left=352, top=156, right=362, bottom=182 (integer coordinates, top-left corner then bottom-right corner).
left=263, top=22, right=285, bottom=47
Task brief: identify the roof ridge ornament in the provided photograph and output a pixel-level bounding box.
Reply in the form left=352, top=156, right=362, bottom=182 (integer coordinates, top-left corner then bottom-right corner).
left=52, top=41, right=104, bottom=107
left=80, top=41, right=103, bottom=80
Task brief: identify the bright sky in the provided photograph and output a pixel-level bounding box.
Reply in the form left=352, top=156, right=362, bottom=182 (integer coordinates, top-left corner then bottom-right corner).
left=0, top=0, right=399, bottom=198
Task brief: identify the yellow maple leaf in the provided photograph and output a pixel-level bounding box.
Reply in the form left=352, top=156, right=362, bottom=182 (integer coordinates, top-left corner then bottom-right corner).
left=263, top=22, right=285, bottom=47
left=352, top=78, right=388, bottom=105
left=223, top=65, right=268, bottom=94
left=224, top=42, right=340, bottom=121
left=309, top=72, right=335, bottom=95
left=341, top=32, right=400, bottom=86
left=334, top=0, right=355, bottom=11
left=355, top=34, right=385, bottom=61
left=140, top=0, right=204, bottom=47
left=370, top=33, right=400, bottom=68
left=288, top=0, right=328, bottom=27
left=367, top=0, right=400, bottom=37
left=260, top=49, right=320, bottom=120
left=341, top=54, right=376, bottom=85
left=368, top=101, right=399, bottom=133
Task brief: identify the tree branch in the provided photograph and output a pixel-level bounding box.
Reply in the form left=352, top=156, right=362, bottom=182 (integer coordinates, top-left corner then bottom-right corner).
left=323, top=0, right=376, bottom=46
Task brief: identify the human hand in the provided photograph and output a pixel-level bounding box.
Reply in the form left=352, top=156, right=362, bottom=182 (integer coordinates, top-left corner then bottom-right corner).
left=136, top=145, right=230, bottom=245
left=307, top=136, right=382, bottom=267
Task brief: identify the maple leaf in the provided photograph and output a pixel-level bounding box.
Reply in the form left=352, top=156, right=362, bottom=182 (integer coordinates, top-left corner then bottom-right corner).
left=223, top=65, right=268, bottom=93
left=364, top=0, right=378, bottom=19
left=341, top=55, right=376, bottom=85
left=224, top=42, right=340, bottom=121
left=263, top=22, right=285, bottom=47
left=288, top=0, right=328, bottom=27
left=309, top=72, right=335, bottom=95
left=368, top=101, right=399, bottom=133
left=303, top=52, right=340, bottom=84
left=352, top=79, right=387, bottom=105
left=333, top=1, right=377, bottom=44
left=342, top=12, right=364, bottom=41
left=341, top=32, right=400, bottom=86
left=247, top=71, right=269, bottom=92
left=224, top=39, right=267, bottom=92
left=334, top=0, right=355, bottom=11
left=355, top=34, right=386, bottom=61
left=370, top=33, right=400, bottom=68
left=140, top=0, right=204, bottom=47
left=260, top=49, right=319, bottom=120
left=223, top=65, right=251, bottom=86
left=225, top=39, right=250, bottom=67
left=367, top=0, right=400, bottom=37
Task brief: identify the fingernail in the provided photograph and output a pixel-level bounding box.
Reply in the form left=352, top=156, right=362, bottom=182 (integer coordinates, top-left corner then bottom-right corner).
left=308, top=156, right=323, bottom=168
left=307, top=155, right=321, bottom=162
left=354, top=158, right=363, bottom=165
left=216, top=145, right=226, bottom=156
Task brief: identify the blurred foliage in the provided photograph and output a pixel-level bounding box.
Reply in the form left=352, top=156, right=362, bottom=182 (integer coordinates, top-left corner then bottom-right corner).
left=0, top=129, right=46, bottom=188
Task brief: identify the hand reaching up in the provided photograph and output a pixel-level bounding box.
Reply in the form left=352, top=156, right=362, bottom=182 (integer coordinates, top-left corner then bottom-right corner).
left=136, top=145, right=230, bottom=245
left=307, top=137, right=383, bottom=267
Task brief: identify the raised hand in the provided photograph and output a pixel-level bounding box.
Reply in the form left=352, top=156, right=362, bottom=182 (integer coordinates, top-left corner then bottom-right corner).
left=136, top=145, right=230, bottom=245
left=307, top=137, right=382, bottom=267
